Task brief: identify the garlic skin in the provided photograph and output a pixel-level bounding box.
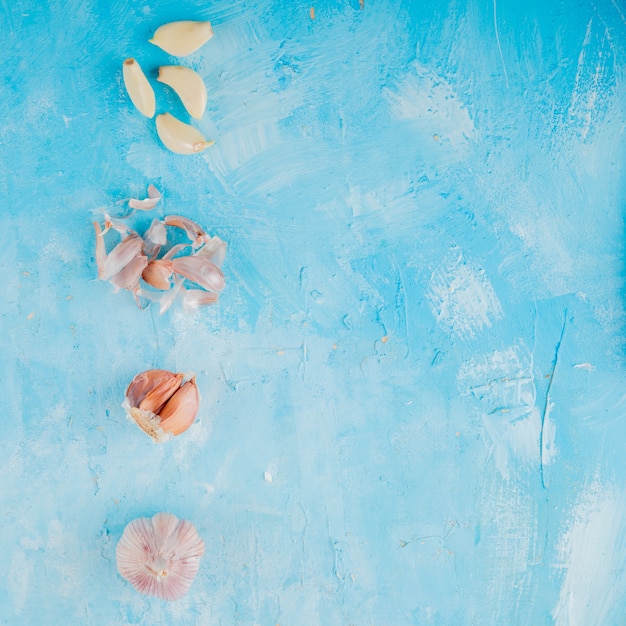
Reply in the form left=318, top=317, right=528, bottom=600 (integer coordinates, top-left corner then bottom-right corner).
left=122, top=58, right=156, bottom=118
left=157, top=66, right=207, bottom=119
left=155, top=113, right=214, bottom=155
left=149, top=20, right=214, bottom=56
left=124, top=369, right=200, bottom=442
left=128, top=184, right=162, bottom=211
left=117, top=512, right=205, bottom=601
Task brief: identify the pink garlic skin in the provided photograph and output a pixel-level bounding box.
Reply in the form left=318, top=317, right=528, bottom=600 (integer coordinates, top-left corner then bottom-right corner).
left=116, top=512, right=205, bottom=601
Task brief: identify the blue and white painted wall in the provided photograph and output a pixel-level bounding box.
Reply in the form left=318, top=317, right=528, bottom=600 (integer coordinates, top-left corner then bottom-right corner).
left=1, top=0, right=625, bottom=624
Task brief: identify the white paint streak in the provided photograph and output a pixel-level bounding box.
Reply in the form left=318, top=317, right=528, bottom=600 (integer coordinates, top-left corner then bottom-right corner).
left=8, top=550, right=32, bottom=616
left=458, top=345, right=544, bottom=480
left=553, top=479, right=626, bottom=626
left=573, top=362, right=595, bottom=371
left=428, top=251, right=502, bottom=340
left=479, top=474, right=534, bottom=622
left=383, top=62, right=474, bottom=145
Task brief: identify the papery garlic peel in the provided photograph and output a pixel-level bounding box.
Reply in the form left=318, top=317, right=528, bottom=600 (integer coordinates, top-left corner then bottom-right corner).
left=116, top=512, right=205, bottom=601
left=157, top=66, right=207, bottom=119
left=149, top=20, right=214, bottom=56
left=123, top=369, right=200, bottom=442
left=155, top=113, right=213, bottom=155
left=122, top=58, right=156, bottom=118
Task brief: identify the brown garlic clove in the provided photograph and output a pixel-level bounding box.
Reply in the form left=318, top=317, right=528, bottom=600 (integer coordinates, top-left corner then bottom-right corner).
left=123, top=369, right=200, bottom=442
left=142, top=259, right=174, bottom=290
left=158, top=378, right=200, bottom=436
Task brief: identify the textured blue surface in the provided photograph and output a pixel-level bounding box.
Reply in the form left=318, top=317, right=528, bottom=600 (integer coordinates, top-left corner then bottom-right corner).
left=1, top=0, right=626, bottom=624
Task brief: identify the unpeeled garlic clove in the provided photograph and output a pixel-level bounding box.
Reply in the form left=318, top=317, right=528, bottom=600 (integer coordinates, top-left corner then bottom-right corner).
left=155, top=113, right=214, bottom=155
left=149, top=20, right=214, bottom=56
left=125, top=369, right=179, bottom=409
left=157, top=66, right=207, bottom=119
left=138, top=372, right=184, bottom=414
left=123, top=369, right=200, bottom=442
left=158, top=378, right=200, bottom=436
left=142, top=259, right=174, bottom=290
left=122, top=58, right=156, bottom=118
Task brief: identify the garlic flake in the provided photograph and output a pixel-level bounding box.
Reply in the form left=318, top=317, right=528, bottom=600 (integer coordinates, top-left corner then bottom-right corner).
left=149, top=20, right=214, bottom=56
left=155, top=113, right=213, bottom=155
left=157, top=66, right=207, bottom=119
left=122, top=58, right=155, bottom=118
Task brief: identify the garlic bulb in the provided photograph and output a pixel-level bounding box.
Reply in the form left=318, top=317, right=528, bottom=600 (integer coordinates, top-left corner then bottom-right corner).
left=157, top=66, right=207, bottom=119
left=123, top=369, right=200, bottom=442
left=122, top=58, right=156, bottom=118
left=149, top=20, right=214, bottom=56
left=116, top=512, right=205, bottom=601
left=155, top=113, right=214, bottom=155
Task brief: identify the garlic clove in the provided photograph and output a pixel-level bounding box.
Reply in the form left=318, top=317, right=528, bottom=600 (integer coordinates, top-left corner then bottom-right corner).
left=158, top=378, right=200, bottom=436
left=122, top=58, right=156, bottom=118
left=157, top=65, right=207, bottom=119
left=125, top=369, right=179, bottom=409
left=171, top=255, right=225, bottom=292
left=142, top=259, right=174, bottom=290
left=155, top=113, right=214, bottom=155
left=138, top=372, right=184, bottom=414
left=149, top=20, right=214, bottom=57
left=123, top=369, right=200, bottom=441
left=116, top=512, right=205, bottom=601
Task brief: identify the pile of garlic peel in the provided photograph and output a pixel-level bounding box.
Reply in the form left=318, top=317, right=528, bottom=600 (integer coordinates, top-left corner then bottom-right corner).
left=93, top=184, right=226, bottom=313
left=124, top=369, right=200, bottom=442
left=122, top=20, right=214, bottom=154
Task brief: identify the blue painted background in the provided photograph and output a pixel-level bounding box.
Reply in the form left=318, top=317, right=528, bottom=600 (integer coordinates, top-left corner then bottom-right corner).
left=1, top=0, right=625, bottom=624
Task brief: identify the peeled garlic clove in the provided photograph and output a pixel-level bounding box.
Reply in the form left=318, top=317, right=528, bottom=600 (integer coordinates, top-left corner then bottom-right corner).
left=142, top=259, right=174, bottom=290
left=116, top=512, right=205, bottom=601
left=158, top=378, right=200, bottom=436
left=122, top=58, right=156, bottom=118
left=172, top=255, right=225, bottom=292
left=155, top=113, right=214, bottom=155
left=149, top=20, right=214, bottom=56
left=157, top=66, right=207, bottom=119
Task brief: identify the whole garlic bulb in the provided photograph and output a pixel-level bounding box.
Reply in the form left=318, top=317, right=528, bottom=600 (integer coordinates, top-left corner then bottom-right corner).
left=123, top=369, right=200, bottom=442
left=116, top=512, right=205, bottom=600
